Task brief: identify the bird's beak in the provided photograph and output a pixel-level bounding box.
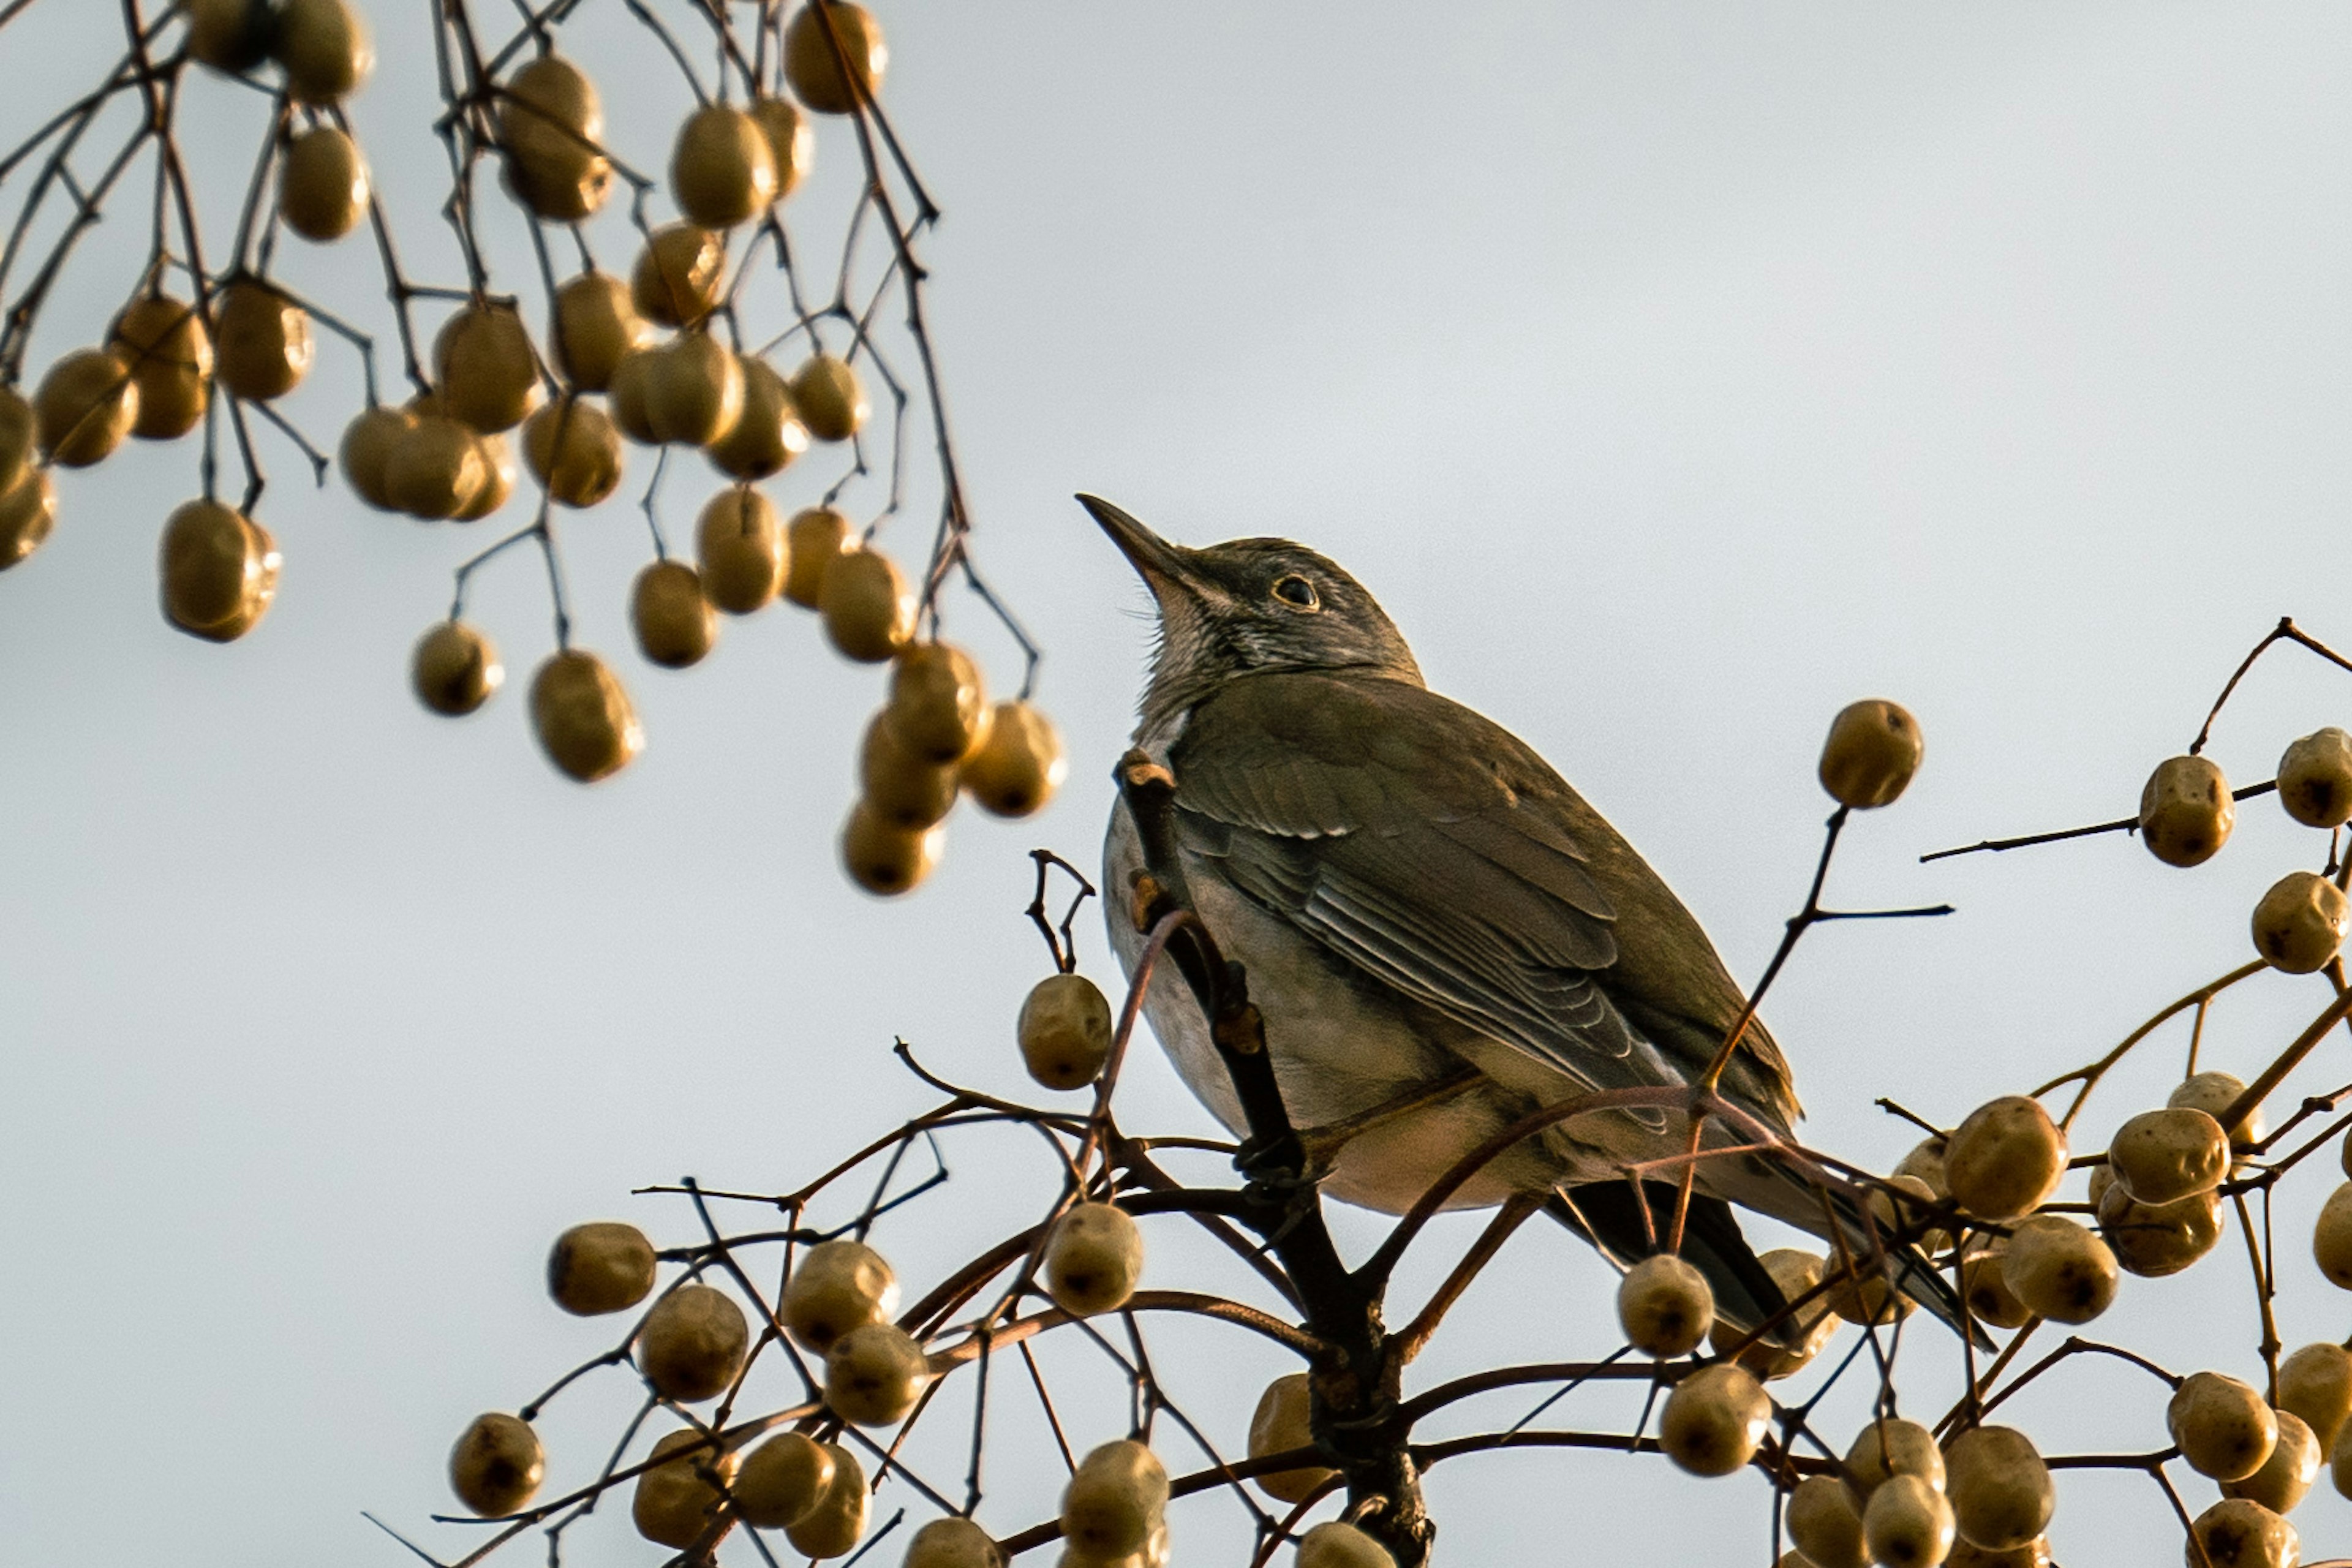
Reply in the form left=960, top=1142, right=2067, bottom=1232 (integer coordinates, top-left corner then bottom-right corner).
left=1077, top=494, right=1207, bottom=603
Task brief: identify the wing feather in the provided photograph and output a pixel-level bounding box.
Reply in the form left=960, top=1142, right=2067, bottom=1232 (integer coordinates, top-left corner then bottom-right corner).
left=1167, top=670, right=1799, bottom=1129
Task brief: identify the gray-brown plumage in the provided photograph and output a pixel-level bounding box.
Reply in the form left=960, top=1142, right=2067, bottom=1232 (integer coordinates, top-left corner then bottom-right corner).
left=1084, top=494, right=1964, bottom=1339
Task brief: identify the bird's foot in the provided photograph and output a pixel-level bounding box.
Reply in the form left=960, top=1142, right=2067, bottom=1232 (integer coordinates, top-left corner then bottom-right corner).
left=1233, top=1131, right=1317, bottom=1188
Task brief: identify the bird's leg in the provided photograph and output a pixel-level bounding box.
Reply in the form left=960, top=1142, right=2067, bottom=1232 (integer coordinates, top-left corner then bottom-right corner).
left=1286, top=1066, right=1483, bottom=1182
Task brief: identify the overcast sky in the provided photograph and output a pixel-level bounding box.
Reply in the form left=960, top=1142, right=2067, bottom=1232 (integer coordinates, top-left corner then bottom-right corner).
left=8, top=3, right=2352, bottom=1564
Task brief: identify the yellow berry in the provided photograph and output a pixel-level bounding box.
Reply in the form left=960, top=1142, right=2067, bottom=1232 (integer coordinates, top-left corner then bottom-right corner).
left=1944, top=1096, right=2067, bottom=1221
left=2278, top=728, right=2352, bottom=828
left=448, top=1412, right=543, bottom=1518
left=2091, top=1169, right=2222, bottom=1280
left=961, top=700, right=1066, bottom=818
left=0, top=466, right=56, bottom=571
left=820, top=545, right=915, bottom=662
left=784, top=2, right=887, bottom=114
left=1958, top=1245, right=2032, bottom=1327
left=861, top=712, right=959, bottom=832
left=1819, top=699, right=1923, bottom=809
left=272, top=0, right=372, bottom=104
left=639, top=1283, right=749, bottom=1403
left=1060, top=1441, right=1167, bottom=1561
left=631, top=224, right=726, bottom=329
left=607, top=346, right=659, bottom=445
left=1892, top=1136, right=1950, bottom=1199
left=2223, top=1410, right=2320, bottom=1515
left=1715, top=1247, right=1838, bottom=1381
left=2314, top=1181, right=2352, bottom=1287
left=1947, top=1539, right=2049, bottom=1568
left=1246, top=1373, right=1335, bottom=1504
left=386, top=409, right=486, bottom=520
left=706, top=355, right=808, bottom=480
left=735, top=1431, right=835, bottom=1529
left=0, top=385, right=32, bottom=494
left=411, top=620, right=502, bottom=717
left=1943, top=1425, right=2052, bottom=1551
left=2163, top=1072, right=2258, bottom=1161
left=888, top=643, right=990, bottom=763
left=36, top=348, right=136, bottom=466
left=824, top=1321, right=930, bottom=1427
left=499, top=55, right=611, bottom=221
left=1999, top=1215, right=2117, bottom=1325
left=1844, top=1417, right=1944, bottom=1502
left=784, top=1443, right=867, bottom=1558
left=522, top=397, right=622, bottom=507
left=1863, top=1474, right=1955, bottom=1568
left=551, top=271, right=647, bottom=393
left=185, top=0, right=275, bottom=74
left=545, top=1221, right=655, bottom=1315
left=784, top=505, right=855, bottom=607
left=751, top=97, right=816, bottom=198
left=782, top=1240, right=899, bottom=1353
left=436, top=303, right=542, bottom=434
left=2170, top=1071, right=2264, bottom=1155
left=1017, top=973, right=1114, bottom=1091
left=278, top=124, right=369, bottom=241
left=214, top=281, right=314, bottom=402
left=340, top=404, right=415, bottom=509
left=1045, top=1202, right=1143, bottom=1316
left=2188, top=1498, right=2297, bottom=1568
left=631, top=560, right=718, bottom=670
left=644, top=333, right=745, bottom=448
left=1787, top=1474, right=1866, bottom=1568
left=840, top=802, right=944, bottom=895
left=791, top=352, right=868, bottom=441
left=1866, top=1172, right=1954, bottom=1257
left=2139, top=754, right=2233, bottom=867
left=108, top=295, right=211, bottom=440
left=696, top=485, right=786, bottom=612
left=530, top=649, right=643, bottom=782
left=2109, top=1106, right=2228, bottom=1205
left=456, top=428, right=515, bottom=522
left=631, top=1428, right=736, bottom=1549
left=904, top=1517, right=1007, bottom=1568
left=2171, top=1370, right=2278, bottom=1482
left=2278, top=1342, right=2352, bottom=1453
left=2252, top=870, right=2350, bottom=974
left=1616, top=1253, right=1713, bottom=1358
left=1658, top=1363, right=1768, bottom=1477
left=670, top=103, right=778, bottom=229
left=1297, top=1521, right=1395, bottom=1568
left=159, top=500, right=278, bottom=643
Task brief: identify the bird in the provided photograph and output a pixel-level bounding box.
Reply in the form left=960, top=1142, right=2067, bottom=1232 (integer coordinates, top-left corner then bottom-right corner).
left=1082, top=492, right=1966, bottom=1343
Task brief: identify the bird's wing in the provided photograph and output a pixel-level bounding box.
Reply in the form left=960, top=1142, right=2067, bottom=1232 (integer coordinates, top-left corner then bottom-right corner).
left=1165, top=670, right=1799, bottom=1129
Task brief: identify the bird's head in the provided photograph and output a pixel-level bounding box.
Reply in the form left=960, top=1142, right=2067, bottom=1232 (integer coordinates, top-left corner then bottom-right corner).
left=1080, top=494, right=1423, bottom=737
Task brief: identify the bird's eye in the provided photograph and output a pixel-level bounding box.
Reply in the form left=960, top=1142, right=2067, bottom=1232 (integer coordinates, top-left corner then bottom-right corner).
left=1271, top=575, right=1320, bottom=612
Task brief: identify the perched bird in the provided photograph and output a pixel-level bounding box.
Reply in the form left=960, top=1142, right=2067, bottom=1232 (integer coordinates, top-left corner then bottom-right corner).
left=1084, top=494, right=1962, bottom=1341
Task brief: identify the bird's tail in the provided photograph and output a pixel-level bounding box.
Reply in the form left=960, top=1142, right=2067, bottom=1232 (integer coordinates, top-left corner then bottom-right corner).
left=1546, top=1184, right=1801, bottom=1346
left=1709, top=1154, right=1990, bottom=1351
left=1549, top=1167, right=1988, bottom=1352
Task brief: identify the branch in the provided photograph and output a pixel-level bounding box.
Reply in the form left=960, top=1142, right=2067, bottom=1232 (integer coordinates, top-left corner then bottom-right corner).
left=1115, top=750, right=1433, bottom=1566
left=1923, top=780, right=2278, bottom=864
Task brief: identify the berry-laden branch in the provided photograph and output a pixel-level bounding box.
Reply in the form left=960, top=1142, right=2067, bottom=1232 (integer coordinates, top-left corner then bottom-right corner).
left=0, top=0, right=1063, bottom=896
left=388, top=663, right=2352, bottom=1568
left=1114, top=748, right=1434, bottom=1565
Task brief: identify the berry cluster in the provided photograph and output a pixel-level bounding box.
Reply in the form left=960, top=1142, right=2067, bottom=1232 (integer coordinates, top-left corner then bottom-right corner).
left=0, top=0, right=1054, bottom=891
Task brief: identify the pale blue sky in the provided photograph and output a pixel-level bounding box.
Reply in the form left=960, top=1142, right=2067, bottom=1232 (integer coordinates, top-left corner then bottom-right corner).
left=7, top=4, right=2352, bottom=1564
